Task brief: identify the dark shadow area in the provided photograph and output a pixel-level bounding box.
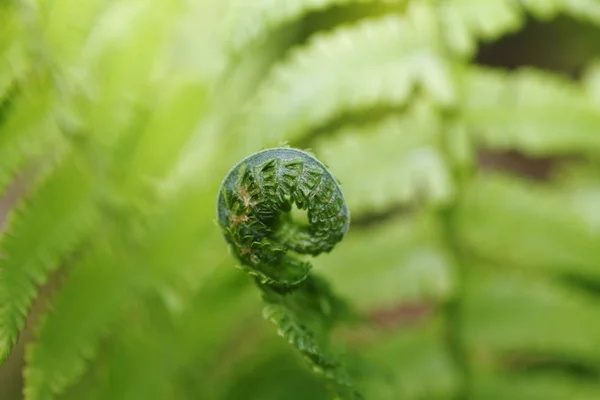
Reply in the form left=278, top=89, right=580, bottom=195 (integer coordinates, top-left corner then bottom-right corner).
left=476, top=16, right=600, bottom=78
left=477, top=149, right=577, bottom=182
left=500, top=351, right=599, bottom=379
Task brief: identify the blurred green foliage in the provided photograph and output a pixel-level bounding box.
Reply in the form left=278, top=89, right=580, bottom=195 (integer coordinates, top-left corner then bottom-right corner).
left=1, top=0, right=600, bottom=399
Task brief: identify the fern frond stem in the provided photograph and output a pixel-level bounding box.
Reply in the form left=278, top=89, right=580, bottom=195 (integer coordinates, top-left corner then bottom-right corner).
left=438, top=117, right=473, bottom=400
left=439, top=204, right=469, bottom=400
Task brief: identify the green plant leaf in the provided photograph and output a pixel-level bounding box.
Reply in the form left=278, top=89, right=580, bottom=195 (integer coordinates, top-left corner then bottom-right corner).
left=314, top=214, right=455, bottom=311
left=456, top=174, right=600, bottom=278
left=438, top=0, right=523, bottom=56
left=463, top=268, right=600, bottom=365
left=0, top=80, right=63, bottom=195
left=239, top=5, right=456, bottom=147
left=360, top=317, right=461, bottom=399
left=314, top=104, right=453, bottom=215
left=463, top=67, right=600, bottom=155
left=24, top=239, right=141, bottom=400
left=224, top=0, right=406, bottom=54
left=0, top=154, right=98, bottom=364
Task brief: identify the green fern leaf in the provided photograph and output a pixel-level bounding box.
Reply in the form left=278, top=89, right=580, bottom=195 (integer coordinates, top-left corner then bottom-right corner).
left=464, top=268, right=600, bottom=372
left=22, top=173, right=239, bottom=399
left=0, top=81, right=64, bottom=195
left=0, top=0, right=190, bottom=364
left=0, top=4, right=28, bottom=104
left=0, top=155, right=98, bottom=364
left=361, top=317, right=461, bottom=399
left=224, top=0, right=404, bottom=53
left=63, top=0, right=186, bottom=150
left=77, top=271, right=257, bottom=400
left=239, top=6, right=456, bottom=146
left=554, top=0, right=600, bottom=27
left=0, top=0, right=189, bottom=369
left=314, top=104, right=453, bottom=215
left=33, top=0, right=112, bottom=68
left=519, top=0, right=567, bottom=19
left=314, top=214, right=454, bottom=311
left=463, top=67, right=600, bottom=155
left=439, top=0, right=600, bottom=57
left=456, top=174, right=600, bottom=278
left=24, top=240, right=142, bottom=400
left=438, top=0, right=524, bottom=56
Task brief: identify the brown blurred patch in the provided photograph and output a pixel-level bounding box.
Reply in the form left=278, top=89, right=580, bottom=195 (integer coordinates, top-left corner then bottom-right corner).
left=368, top=302, right=434, bottom=330
left=477, top=149, right=573, bottom=181
left=337, top=302, right=435, bottom=348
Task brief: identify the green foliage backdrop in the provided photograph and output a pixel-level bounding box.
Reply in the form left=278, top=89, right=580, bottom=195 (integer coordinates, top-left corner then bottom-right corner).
left=1, top=0, right=600, bottom=399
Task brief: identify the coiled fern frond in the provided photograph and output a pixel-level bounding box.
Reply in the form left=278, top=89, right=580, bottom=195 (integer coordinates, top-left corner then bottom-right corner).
left=216, top=148, right=358, bottom=396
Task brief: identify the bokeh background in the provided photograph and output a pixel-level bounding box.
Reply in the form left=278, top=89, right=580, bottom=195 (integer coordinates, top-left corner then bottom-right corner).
left=1, top=1, right=600, bottom=399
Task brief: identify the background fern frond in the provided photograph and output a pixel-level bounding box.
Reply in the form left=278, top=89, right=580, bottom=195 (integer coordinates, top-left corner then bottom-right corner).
left=462, top=67, right=600, bottom=155
left=456, top=174, right=600, bottom=279
left=439, top=0, right=600, bottom=57
left=553, top=0, right=600, bottom=28
left=0, top=3, right=28, bottom=105
left=314, top=104, right=453, bottom=215
left=239, top=7, right=456, bottom=147
left=24, top=239, right=143, bottom=400
left=0, top=155, right=98, bottom=363
left=0, top=80, right=63, bottom=195
left=463, top=268, right=600, bottom=365
left=56, top=265, right=258, bottom=400
left=224, top=0, right=406, bottom=54
left=438, top=0, right=524, bottom=56
left=314, top=214, right=454, bottom=311
left=359, top=317, right=461, bottom=399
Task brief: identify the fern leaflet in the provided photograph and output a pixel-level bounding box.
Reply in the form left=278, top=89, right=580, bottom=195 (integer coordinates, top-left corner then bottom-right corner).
left=224, top=0, right=404, bottom=54
left=239, top=7, right=456, bottom=146
left=0, top=154, right=98, bottom=363
left=314, top=104, right=453, bottom=215
left=462, top=67, right=600, bottom=155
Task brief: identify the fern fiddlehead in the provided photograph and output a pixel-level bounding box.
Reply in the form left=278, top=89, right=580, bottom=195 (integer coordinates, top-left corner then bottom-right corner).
left=217, top=147, right=361, bottom=399
left=217, top=147, right=350, bottom=288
